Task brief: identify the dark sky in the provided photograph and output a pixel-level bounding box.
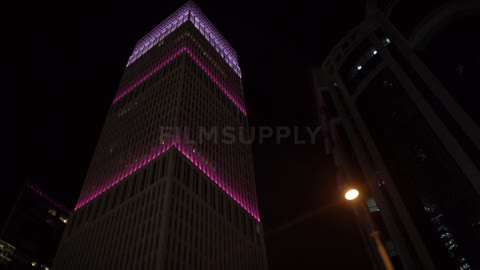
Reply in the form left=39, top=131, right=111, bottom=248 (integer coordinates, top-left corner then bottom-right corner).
left=14, top=0, right=371, bottom=268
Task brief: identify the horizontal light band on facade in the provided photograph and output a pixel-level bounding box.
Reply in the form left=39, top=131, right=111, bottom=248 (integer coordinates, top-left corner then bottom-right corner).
left=75, top=140, right=260, bottom=222
left=126, top=2, right=241, bottom=78
left=114, top=45, right=247, bottom=115
left=26, top=182, right=72, bottom=214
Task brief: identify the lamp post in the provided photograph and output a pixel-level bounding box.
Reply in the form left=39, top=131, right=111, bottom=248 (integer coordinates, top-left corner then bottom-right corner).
left=345, top=188, right=359, bottom=200
left=344, top=188, right=395, bottom=270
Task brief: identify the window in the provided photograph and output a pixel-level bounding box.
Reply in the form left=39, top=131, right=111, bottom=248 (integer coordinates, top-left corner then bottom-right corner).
left=366, top=198, right=380, bottom=212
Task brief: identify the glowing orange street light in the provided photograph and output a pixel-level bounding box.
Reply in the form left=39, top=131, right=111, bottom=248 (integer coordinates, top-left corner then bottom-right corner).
left=343, top=187, right=395, bottom=270
left=344, top=189, right=359, bottom=200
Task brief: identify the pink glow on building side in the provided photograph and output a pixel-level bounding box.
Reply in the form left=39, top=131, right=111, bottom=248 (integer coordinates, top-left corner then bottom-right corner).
left=26, top=182, right=72, bottom=214
left=113, top=46, right=246, bottom=115
left=74, top=139, right=260, bottom=222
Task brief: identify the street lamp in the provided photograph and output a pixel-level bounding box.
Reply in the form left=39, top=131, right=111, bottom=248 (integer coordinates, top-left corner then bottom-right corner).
left=344, top=188, right=359, bottom=200
left=344, top=188, right=395, bottom=270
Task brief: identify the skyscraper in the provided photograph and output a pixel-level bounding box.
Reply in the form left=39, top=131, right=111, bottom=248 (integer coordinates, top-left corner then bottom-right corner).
left=313, top=1, right=480, bottom=269
left=53, top=2, right=268, bottom=269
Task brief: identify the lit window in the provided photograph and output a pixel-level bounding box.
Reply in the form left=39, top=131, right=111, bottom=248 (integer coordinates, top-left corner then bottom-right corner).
left=59, top=216, right=68, bottom=224
left=366, top=198, right=380, bottom=212
left=440, top=232, right=452, bottom=239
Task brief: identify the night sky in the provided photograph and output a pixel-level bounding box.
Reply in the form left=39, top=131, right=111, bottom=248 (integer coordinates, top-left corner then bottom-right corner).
left=14, top=0, right=371, bottom=268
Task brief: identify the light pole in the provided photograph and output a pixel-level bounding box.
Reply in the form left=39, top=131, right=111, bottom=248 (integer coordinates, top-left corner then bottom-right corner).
left=344, top=188, right=359, bottom=200
left=344, top=188, right=396, bottom=270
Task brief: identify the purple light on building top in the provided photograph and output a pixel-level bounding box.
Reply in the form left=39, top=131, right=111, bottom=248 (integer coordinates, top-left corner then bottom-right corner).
left=126, top=1, right=241, bottom=78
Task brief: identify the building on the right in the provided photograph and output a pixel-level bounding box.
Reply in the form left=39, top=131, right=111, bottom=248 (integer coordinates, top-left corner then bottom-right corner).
left=313, top=1, right=480, bottom=269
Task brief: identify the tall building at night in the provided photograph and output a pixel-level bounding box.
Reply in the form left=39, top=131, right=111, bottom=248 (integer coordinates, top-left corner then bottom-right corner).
left=53, top=2, right=267, bottom=269
left=313, top=1, right=480, bottom=269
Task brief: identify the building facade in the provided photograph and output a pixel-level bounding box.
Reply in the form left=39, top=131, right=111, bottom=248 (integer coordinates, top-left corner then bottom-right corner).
left=313, top=1, right=480, bottom=269
left=1, top=181, right=70, bottom=270
left=53, top=2, right=268, bottom=269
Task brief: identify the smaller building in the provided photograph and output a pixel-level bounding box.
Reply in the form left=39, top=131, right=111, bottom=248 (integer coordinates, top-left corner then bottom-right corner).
left=0, top=181, right=70, bottom=270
